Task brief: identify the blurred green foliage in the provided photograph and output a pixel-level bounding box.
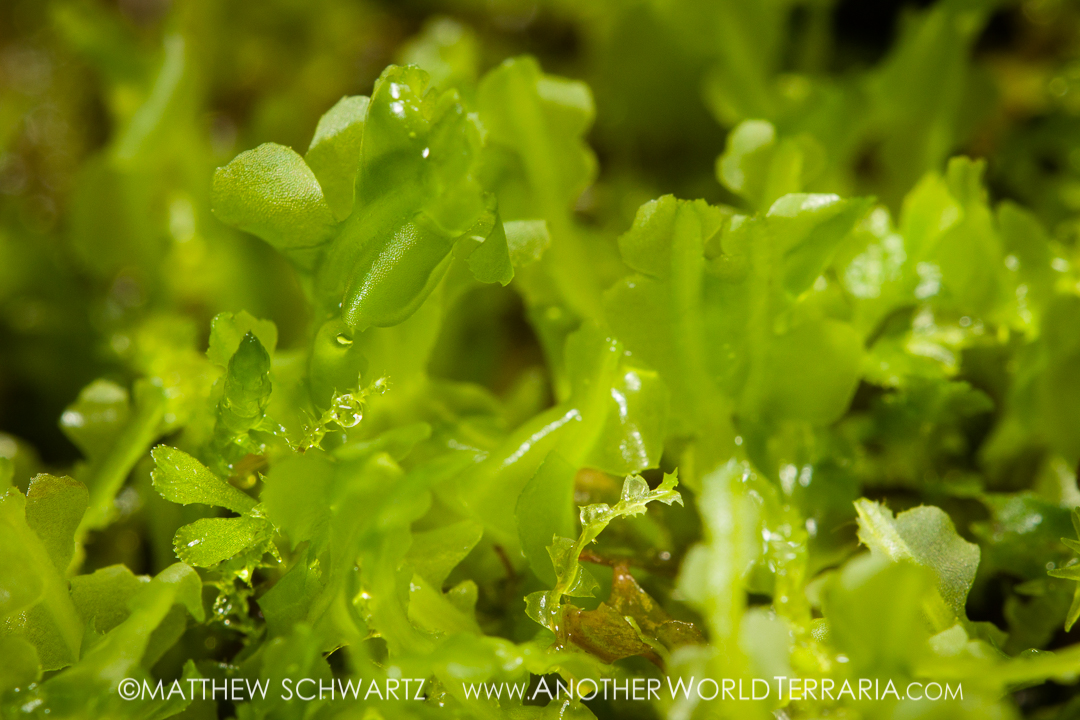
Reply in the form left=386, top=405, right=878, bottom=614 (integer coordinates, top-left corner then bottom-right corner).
left=6, top=0, right=1080, bottom=718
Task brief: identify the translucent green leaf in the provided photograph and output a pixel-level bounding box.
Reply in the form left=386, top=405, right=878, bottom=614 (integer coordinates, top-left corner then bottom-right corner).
left=604, top=196, right=735, bottom=473
left=0, top=490, right=82, bottom=671
left=768, top=194, right=875, bottom=296
left=465, top=213, right=514, bottom=285
left=479, top=57, right=596, bottom=215
left=407, top=520, right=483, bottom=589
left=456, top=403, right=582, bottom=549
left=316, top=65, right=489, bottom=330
left=1036, top=296, right=1080, bottom=460
left=398, top=17, right=478, bottom=90
left=1062, top=538, right=1080, bottom=555
left=261, top=451, right=334, bottom=549
left=206, top=311, right=278, bottom=368
left=78, top=379, right=167, bottom=534
left=305, top=95, right=369, bottom=221
left=712, top=198, right=867, bottom=426
left=516, top=452, right=576, bottom=586
left=855, top=498, right=980, bottom=628
left=867, top=2, right=992, bottom=204
left=755, top=318, right=863, bottom=424
left=615, top=195, right=728, bottom=279
left=997, top=201, right=1056, bottom=317
left=70, top=564, right=147, bottom=634
left=0, top=635, right=40, bottom=692
left=562, top=326, right=669, bottom=475
left=822, top=554, right=937, bottom=675
left=24, top=474, right=88, bottom=573
left=257, top=548, right=323, bottom=637
left=0, top=493, right=46, bottom=623
left=677, top=460, right=758, bottom=653
left=408, top=573, right=481, bottom=636
left=585, top=360, right=669, bottom=475
left=150, top=445, right=256, bottom=513
left=211, top=142, right=336, bottom=265
left=173, top=515, right=273, bottom=567
left=476, top=55, right=604, bottom=343
left=333, top=422, right=431, bottom=462
left=34, top=563, right=203, bottom=716
left=547, top=537, right=599, bottom=599
left=308, top=317, right=370, bottom=409
left=1068, top=587, right=1080, bottom=633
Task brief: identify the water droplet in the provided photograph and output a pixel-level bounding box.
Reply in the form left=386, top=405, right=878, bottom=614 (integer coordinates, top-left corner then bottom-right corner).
left=335, top=333, right=353, bottom=347
left=422, top=147, right=430, bottom=158
left=333, top=393, right=364, bottom=428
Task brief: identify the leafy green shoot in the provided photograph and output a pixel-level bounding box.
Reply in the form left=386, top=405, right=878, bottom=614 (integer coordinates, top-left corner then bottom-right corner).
left=525, top=471, right=682, bottom=644
left=299, top=376, right=390, bottom=451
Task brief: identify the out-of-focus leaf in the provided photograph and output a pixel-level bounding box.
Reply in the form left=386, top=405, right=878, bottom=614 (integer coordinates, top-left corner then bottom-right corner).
left=206, top=311, right=278, bottom=368
left=504, top=219, right=550, bottom=267
left=1048, top=507, right=1080, bottom=631
left=0, top=489, right=82, bottom=670
left=678, top=460, right=758, bottom=646
left=58, top=380, right=130, bottom=460
left=478, top=56, right=596, bottom=219
left=32, top=563, right=203, bottom=716
left=407, top=519, right=483, bottom=589
left=718, top=120, right=825, bottom=210
left=822, top=554, right=938, bottom=675
left=261, top=451, right=334, bottom=549
left=258, top=548, right=323, bottom=637
left=0, top=635, right=40, bottom=693
left=70, top=564, right=148, bottom=634
left=78, top=379, right=167, bottom=534
left=397, top=17, right=479, bottom=90
left=604, top=196, right=735, bottom=477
